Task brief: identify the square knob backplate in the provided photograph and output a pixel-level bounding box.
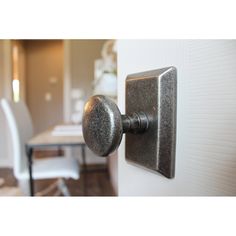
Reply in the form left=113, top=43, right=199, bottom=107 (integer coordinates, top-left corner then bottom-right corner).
left=125, top=67, right=177, bottom=178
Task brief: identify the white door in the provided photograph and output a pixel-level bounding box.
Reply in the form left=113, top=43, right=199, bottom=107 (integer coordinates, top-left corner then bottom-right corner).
left=117, top=40, right=236, bottom=196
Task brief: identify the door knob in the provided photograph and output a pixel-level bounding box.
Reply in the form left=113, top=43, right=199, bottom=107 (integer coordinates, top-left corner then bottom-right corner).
left=82, top=67, right=177, bottom=178
left=82, top=95, right=149, bottom=156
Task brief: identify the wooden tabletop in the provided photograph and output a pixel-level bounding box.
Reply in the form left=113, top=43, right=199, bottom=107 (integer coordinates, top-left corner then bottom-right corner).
left=27, top=127, right=85, bottom=148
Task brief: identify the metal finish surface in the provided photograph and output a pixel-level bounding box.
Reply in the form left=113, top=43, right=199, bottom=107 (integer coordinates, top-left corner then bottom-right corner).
left=83, top=95, right=123, bottom=156
left=126, top=67, right=177, bottom=178
left=82, top=95, right=149, bottom=157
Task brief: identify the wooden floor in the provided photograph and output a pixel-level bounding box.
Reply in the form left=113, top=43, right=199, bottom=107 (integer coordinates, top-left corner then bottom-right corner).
left=0, top=165, right=116, bottom=196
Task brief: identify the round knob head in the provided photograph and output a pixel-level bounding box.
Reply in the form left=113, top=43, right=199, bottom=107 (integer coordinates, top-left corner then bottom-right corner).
left=82, top=95, right=123, bottom=156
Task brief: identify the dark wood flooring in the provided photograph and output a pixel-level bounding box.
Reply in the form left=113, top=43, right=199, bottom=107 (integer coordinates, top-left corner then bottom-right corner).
left=0, top=165, right=116, bottom=196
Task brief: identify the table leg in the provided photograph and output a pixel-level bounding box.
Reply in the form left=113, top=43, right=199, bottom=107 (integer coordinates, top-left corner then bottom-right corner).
left=26, top=147, right=34, bottom=196
left=81, top=144, right=87, bottom=196
left=81, top=144, right=86, bottom=170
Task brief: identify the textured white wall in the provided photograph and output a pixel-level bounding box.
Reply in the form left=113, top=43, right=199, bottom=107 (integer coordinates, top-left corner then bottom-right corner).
left=118, top=40, right=236, bottom=196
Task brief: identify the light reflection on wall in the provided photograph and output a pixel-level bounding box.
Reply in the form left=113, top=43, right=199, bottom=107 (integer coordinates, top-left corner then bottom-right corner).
left=12, top=79, right=20, bottom=102
left=12, top=44, right=20, bottom=102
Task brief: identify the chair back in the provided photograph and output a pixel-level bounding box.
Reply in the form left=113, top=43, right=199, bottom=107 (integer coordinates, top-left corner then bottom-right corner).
left=1, top=99, right=33, bottom=179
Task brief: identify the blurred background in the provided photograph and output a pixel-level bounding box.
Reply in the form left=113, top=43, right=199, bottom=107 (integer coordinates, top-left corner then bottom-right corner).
left=0, top=40, right=117, bottom=196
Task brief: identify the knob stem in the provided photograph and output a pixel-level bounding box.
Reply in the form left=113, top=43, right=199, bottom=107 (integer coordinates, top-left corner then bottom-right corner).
left=122, top=112, right=149, bottom=133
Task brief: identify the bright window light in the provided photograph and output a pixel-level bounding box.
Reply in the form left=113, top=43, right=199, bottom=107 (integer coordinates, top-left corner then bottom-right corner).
left=12, top=79, right=20, bottom=102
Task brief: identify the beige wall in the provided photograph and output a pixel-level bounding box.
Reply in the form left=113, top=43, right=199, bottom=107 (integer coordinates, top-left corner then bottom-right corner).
left=0, top=41, right=7, bottom=165
left=0, top=42, right=4, bottom=96
left=70, top=40, right=106, bottom=103
left=0, top=40, right=13, bottom=167
left=25, top=40, right=63, bottom=134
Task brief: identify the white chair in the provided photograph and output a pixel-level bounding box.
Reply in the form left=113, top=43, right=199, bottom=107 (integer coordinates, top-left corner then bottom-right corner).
left=0, top=99, right=79, bottom=196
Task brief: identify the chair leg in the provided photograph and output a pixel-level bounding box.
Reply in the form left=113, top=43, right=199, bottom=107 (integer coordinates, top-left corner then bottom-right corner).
left=26, top=147, right=34, bottom=196
left=81, top=144, right=87, bottom=196
left=35, top=181, right=59, bottom=196
left=35, top=179, right=70, bottom=196
left=57, top=178, right=70, bottom=196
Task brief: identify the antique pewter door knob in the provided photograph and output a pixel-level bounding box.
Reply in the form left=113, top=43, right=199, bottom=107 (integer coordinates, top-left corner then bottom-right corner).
left=82, top=67, right=177, bottom=178
left=82, top=95, right=149, bottom=157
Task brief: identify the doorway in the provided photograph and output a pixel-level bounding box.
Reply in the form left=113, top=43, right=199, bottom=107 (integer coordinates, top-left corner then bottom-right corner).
left=23, top=40, right=63, bottom=134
